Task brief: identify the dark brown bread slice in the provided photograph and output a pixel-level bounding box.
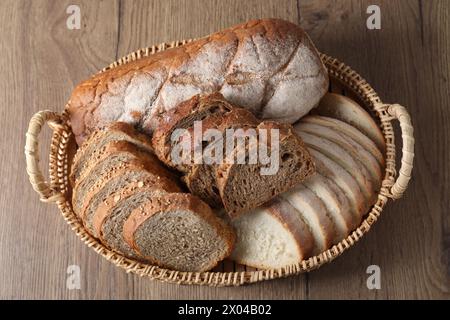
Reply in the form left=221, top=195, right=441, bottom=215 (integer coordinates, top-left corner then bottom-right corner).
left=216, top=121, right=315, bottom=218
left=79, top=157, right=181, bottom=236
left=70, top=122, right=153, bottom=185
left=72, top=141, right=178, bottom=216
left=96, top=186, right=169, bottom=259
left=72, top=140, right=164, bottom=215
left=152, top=92, right=235, bottom=171
left=92, top=178, right=180, bottom=241
left=123, top=193, right=235, bottom=272
left=182, top=110, right=259, bottom=206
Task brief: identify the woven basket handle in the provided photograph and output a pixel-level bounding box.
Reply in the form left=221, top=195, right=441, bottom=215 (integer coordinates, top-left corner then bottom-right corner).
left=387, top=104, right=415, bottom=199
left=25, top=110, right=67, bottom=203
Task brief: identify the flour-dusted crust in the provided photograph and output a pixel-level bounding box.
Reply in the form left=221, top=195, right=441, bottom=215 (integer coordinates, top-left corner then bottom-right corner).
left=66, top=19, right=328, bottom=145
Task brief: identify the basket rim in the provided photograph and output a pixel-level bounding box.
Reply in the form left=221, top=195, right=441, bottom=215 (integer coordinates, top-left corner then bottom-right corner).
left=48, top=41, right=402, bottom=287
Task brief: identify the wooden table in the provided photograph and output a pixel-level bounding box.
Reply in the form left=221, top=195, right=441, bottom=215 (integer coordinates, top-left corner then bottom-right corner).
left=0, top=0, right=448, bottom=299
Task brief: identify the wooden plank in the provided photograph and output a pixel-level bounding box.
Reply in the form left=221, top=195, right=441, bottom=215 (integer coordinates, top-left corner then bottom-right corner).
left=299, top=0, right=449, bottom=299
left=0, top=0, right=120, bottom=299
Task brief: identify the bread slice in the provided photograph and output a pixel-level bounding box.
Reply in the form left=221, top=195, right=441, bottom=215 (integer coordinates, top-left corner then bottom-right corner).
left=123, top=193, right=235, bottom=272
left=79, top=157, right=181, bottom=236
left=302, top=173, right=354, bottom=239
left=302, top=115, right=384, bottom=165
left=297, top=131, right=375, bottom=203
left=72, top=141, right=178, bottom=215
left=72, top=140, right=164, bottom=215
left=216, top=121, right=315, bottom=218
left=182, top=109, right=259, bottom=207
left=296, top=121, right=382, bottom=185
left=97, top=186, right=169, bottom=259
left=152, top=92, right=235, bottom=171
left=230, top=198, right=315, bottom=269
left=70, top=122, right=153, bottom=185
left=309, top=149, right=367, bottom=222
left=314, top=93, right=385, bottom=151
left=280, top=185, right=336, bottom=253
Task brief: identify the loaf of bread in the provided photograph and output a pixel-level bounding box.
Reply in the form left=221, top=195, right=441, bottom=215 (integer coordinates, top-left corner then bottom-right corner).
left=231, top=107, right=385, bottom=269
left=152, top=93, right=315, bottom=217
left=66, top=18, right=328, bottom=145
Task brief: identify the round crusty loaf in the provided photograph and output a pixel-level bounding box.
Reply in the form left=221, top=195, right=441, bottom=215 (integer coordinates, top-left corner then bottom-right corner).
left=123, top=193, right=235, bottom=272
left=66, top=19, right=328, bottom=145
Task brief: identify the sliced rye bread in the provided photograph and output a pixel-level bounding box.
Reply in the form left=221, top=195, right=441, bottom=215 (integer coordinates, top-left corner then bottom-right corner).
left=182, top=109, right=259, bottom=207
left=302, top=173, right=354, bottom=239
left=297, top=131, right=376, bottom=203
left=70, top=122, right=154, bottom=185
left=280, top=185, right=336, bottom=253
left=97, top=186, right=170, bottom=260
left=309, top=149, right=367, bottom=223
left=92, top=179, right=180, bottom=243
left=302, top=115, right=384, bottom=166
left=314, top=93, right=386, bottom=151
left=72, top=141, right=178, bottom=216
left=216, top=121, right=315, bottom=218
left=123, top=193, right=235, bottom=272
left=230, top=198, right=315, bottom=269
left=151, top=92, right=235, bottom=171
left=72, top=140, right=168, bottom=215
left=79, top=157, right=181, bottom=236
left=296, top=121, right=383, bottom=186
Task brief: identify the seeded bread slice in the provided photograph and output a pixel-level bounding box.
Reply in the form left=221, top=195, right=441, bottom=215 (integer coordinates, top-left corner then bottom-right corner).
left=72, top=140, right=165, bottom=215
left=230, top=198, right=315, bottom=269
left=97, top=187, right=170, bottom=259
left=216, top=121, right=315, bottom=218
left=70, top=122, right=153, bottom=185
left=79, top=157, right=181, bottom=236
left=302, top=115, right=384, bottom=166
left=314, top=93, right=386, bottom=151
left=152, top=92, right=235, bottom=171
left=72, top=141, right=178, bottom=215
left=123, top=193, right=235, bottom=272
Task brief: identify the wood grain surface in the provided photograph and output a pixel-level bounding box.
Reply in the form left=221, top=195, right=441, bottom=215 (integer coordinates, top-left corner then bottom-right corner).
left=0, top=0, right=448, bottom=299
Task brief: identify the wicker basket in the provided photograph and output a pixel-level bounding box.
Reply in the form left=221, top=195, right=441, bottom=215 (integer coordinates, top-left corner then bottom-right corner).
left=24, top=40, right=415, bottom=286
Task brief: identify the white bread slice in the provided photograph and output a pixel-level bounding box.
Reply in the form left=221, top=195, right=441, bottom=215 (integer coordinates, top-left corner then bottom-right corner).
left=315, top=93, right=385, bottom=151
left=309, top=149, right=366, bottom=223
left=298, top=131, right=375, bottom=203
left=302, top=115, right=384, bottom=166
left=280, top=185, right=336, bottom=254
left=230, top=199, right=314, bottom=269
left=296, top=122, right=382, bottom=188
left=302, top=173, right=354, bottom=239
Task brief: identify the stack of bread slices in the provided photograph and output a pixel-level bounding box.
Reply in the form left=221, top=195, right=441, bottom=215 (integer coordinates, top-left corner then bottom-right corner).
left=70, top=122, right=235, bottom=272
left=230, top=93, right=385, bottom=268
